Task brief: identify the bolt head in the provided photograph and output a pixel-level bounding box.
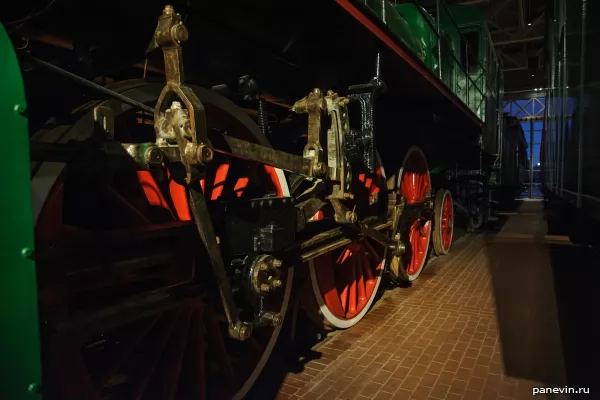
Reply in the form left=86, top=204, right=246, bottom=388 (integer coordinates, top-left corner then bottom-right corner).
left=272, top=279, right=283, bottom=288
left=145, top=146, right=164, bottom=165
left=313, top=162, right=327, bottom=177
left=345, top=211, right=357, bottom=223
left=173, top=23, right=189, bottom=43
left=271, top=314, right=283, bottom=326
left=198, top=145, right=213, bottom=163
left=240, top=324, right=252, bottom=339
left=260, top=283, right=271, bottom=293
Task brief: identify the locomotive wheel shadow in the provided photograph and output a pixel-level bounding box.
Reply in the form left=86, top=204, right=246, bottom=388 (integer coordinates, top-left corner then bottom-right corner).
left=245, top=304, right=326, bottom=399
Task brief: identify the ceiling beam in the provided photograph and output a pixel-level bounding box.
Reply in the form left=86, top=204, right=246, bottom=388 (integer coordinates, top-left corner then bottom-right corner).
left=495, top=36, right=544, bottom=45
left=503, top=66, right=528, bottom=72
left=489, top=0, right=514, bottom=22
left=455, top=0, right=492, bottom=4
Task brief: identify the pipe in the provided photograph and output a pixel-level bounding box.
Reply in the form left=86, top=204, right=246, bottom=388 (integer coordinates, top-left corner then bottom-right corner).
left=576, top=0, right=586, bottom=208
left=25, top=55, right=156, bottom=114
left=436, top=0, right=442, bottom=80
left=529, top=119, right=534, bottom=198
left=23, top=31, right=165, bottom=74
left=494, top=36, right=544, bottom=46
left=23, top=31, right=293, bottom=109
left=559, top=8, right=567, bottom=197
left=518, top=0, right=527, bottom=31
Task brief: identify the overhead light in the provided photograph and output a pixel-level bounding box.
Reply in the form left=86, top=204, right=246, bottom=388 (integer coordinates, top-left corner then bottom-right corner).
left=537, top=162, right=541, bottom=166
left=528, top=22, right=532, bottom=26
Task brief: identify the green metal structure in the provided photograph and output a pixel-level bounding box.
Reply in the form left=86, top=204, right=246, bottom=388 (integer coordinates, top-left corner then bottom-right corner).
left=0, top=24, right=43, bottom=399
left=356, top=1, right=502, bottom=126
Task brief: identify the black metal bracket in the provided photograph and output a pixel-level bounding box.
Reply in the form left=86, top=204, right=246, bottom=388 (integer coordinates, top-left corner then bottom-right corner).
left=212, top=196, right=297, bottom=257
left=346, top=78, right=387, bottom=173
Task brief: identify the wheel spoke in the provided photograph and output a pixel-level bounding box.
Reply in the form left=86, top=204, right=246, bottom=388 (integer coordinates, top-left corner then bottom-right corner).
left=137, top=171, right=175, bottom=216
left=361, top=245, right=375, bottom=282
left=356, top=248, right=367, bottom=306
left=307, top=159, right=386, bottom=328
left=145, top=306, right=194, bottom=400
left=210, top=163, right=230, bottom=200
left=316, top=251, right=346, bottom=317
left=398, top=147, right=432, bottom=279
left=348, top=256, right=357, bottom=316
left=35, top=178, right=65, bottom=240
left=204, top=305, right=235, bottom=382
left=125, top=310, right=179, bottom=398
left=178, top=307, right=206, bottom=400
left=91, top=316, right=160, bottom=389
left=43, top=334, right=100, bottom=400
left=101, top=185, right=152, bottom=225
left=168, top=178, right=191, bottom=221
left=363, top=240, right=382, bottom=266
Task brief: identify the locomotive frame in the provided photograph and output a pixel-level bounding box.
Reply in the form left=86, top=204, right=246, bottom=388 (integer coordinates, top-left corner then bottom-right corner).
left=2, top=0, right=504, bottom=399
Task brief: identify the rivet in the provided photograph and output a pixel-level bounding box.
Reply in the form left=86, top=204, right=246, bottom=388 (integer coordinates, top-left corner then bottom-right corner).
left=27, top=383, right=41, bottom=394
left=14, top=104, right=27, bottom=116
left=21, top=247, right=34, bottom=260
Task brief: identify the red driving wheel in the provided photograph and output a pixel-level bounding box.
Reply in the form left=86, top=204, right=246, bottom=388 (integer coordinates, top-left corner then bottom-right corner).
left=391, top=146, right=432, bottom=281
left=303, top=160, right=387, bottom=329
left=32, top=81, right=293, bottom=400
left=433, top=189, right=454, bottom=256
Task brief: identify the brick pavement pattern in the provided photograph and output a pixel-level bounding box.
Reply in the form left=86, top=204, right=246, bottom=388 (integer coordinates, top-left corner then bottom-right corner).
left=274, top=234, right=566, bottom=400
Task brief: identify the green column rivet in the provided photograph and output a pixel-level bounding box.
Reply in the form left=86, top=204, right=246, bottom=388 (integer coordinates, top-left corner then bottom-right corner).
left=14, top=103, right=27, bottom=116
left=21, top=247, right=34, bottom=259
left=27, top=382, right=41, bottom=394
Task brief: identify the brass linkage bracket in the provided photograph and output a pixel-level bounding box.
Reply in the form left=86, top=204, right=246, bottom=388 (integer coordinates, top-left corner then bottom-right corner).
left=293, top=89, right=355, bottom=223
left=151, top=5, right=213, bottom=183
left=291, top=89, right=328, bottom=177
left=324, top=91, right=353, bottom=200
left=149, top=5, right=251, bottom=341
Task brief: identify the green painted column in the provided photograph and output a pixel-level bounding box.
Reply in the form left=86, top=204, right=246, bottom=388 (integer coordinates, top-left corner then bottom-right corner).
left=0, top=24, right=43, bottom=399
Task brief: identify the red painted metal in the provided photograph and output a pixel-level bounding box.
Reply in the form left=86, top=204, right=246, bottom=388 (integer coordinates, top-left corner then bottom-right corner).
left=400, top=150, right=431, bottom=206
left=312, top=232, right=383, bottom=320
left=334, top=0, right=480, bottom=125
left=311, top=164, right=385, bottom=321
left=36, top=157, right=286, bottom=398
left=399, top=148, right=432, bottom=276
left=404, top=219, right=431, bottom=275
left=441, top=193, right=453, bottom=251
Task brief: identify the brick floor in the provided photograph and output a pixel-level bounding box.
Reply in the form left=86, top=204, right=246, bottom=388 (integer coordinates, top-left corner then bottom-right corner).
left=272, top=234, right=571, bottom=400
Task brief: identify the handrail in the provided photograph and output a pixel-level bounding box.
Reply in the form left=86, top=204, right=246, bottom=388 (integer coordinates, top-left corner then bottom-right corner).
left=397, top=0, right=492, bottom=105
left=408, top=0, right=488, bottom=73
left=407, top=1, right=483, bottom=94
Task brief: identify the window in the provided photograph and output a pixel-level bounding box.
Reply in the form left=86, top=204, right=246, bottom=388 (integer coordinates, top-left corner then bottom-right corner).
left=461, top=30, right=480, bottom=74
